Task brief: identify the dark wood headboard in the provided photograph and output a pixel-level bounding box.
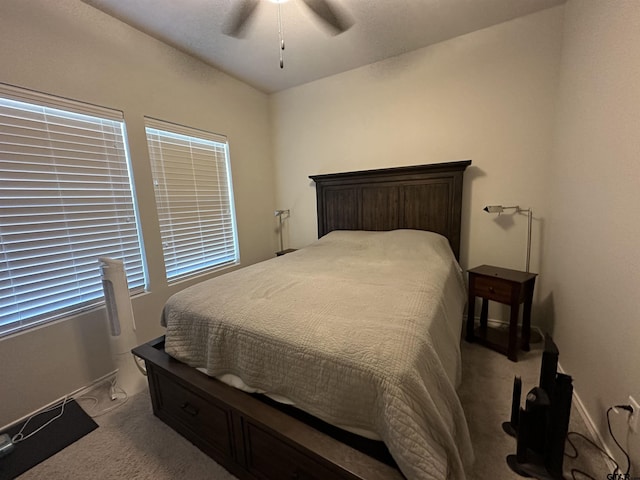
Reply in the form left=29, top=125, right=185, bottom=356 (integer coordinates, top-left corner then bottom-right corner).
left=309, top=160, right=471, bottom=260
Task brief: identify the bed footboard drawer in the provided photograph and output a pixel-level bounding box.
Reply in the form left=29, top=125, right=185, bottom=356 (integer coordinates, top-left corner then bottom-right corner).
left=152, top=369, right=235, bottom=461
left=244, top=421, right=350, bottom=480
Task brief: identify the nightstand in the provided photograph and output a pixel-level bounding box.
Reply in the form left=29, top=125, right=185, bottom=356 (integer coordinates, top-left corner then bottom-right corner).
left=465, top=265, right=537, bottom=362
left=276, top=248, right=297, bottom=256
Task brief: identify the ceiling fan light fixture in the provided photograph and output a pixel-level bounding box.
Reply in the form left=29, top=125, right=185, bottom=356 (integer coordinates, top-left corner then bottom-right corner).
left=226, top=0, right=352, bottom=37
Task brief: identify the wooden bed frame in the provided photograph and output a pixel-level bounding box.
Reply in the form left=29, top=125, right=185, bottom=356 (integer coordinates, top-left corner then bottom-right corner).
left=133, top=160, right=471, bottom=480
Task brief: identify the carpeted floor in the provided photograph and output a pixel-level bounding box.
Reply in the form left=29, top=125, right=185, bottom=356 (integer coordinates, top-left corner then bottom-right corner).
left=15, top=383, right=238, bottom=480
left=15, top=338, right=611, bottom=479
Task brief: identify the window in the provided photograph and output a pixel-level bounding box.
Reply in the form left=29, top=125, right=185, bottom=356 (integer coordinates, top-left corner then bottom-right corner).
left=145, top=117, right=238, bottom=283
left=0, top=84, right=145, bottom=337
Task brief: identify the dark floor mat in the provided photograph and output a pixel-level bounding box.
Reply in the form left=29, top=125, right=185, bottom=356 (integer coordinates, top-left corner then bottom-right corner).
left=0, top=399, right=98, bottom=480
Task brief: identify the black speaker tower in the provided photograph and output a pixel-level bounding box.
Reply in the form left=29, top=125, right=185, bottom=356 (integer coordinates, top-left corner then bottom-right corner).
left=504, top=334, right=573, bottom=480
left=502, top=376, right=522, bottom=436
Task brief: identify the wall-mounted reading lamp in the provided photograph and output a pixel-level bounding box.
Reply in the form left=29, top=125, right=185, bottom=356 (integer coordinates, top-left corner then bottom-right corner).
left=274, top=209, right=290, bottom=252
left=483, top=205, right=533, bottom=273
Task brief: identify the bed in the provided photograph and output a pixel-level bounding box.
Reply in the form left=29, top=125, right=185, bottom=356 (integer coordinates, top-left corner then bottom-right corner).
left=133, top=160, right=472, bottom=480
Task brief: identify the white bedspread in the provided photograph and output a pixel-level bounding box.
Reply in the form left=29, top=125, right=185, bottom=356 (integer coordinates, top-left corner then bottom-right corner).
left=162, top=229, right=474, bottom=479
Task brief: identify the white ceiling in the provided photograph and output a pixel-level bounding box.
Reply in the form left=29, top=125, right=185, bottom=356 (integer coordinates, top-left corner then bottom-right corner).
left=82, top=0, right=565, bottom=93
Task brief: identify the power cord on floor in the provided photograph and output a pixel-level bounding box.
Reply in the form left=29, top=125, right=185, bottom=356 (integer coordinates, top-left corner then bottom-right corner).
left=6, top=373, right=135, bottom=450
left=11, top=396, right=69, bottom=445
left=76, top=377, right=128, bottom=418
left=607, top=405, right=632, bottom=477
left=564, top=404, right=633, bottom=480
left=565, top=431, right=617, bottom=480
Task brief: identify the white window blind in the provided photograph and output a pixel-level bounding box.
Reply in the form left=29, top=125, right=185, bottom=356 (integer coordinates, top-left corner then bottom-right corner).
left=145, top=117, right=238, bottom=282
left=0, top=84, right=145, bottom=337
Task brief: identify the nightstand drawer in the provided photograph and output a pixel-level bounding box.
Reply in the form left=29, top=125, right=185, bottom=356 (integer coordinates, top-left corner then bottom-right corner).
left=472, top=275, right=512, bottom=303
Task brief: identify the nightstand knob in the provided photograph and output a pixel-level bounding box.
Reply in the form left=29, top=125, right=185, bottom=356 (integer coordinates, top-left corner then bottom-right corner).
left=489, top=287, right=495, bottom=293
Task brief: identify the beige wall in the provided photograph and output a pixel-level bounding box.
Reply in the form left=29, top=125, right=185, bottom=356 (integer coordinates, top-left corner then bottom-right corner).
left=543, top=0, right=640, bottom=471
left=0, top=0, right=275, bottom=426
left=272, top=2, right=640, bottom=469
left=271, top=7, right=564, bottom=282
left=2, top=1, right=638, bottom=471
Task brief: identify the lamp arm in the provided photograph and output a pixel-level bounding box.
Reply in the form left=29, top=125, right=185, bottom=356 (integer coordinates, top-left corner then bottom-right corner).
left=483, top=204, right=533, bottom=272
left=525, top=208, right=532, bottom=273
left=512, top=207, right=533, bottom=272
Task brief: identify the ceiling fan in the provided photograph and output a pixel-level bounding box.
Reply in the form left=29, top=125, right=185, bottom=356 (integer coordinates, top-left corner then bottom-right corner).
left=223, top=0, right=353, bottom=38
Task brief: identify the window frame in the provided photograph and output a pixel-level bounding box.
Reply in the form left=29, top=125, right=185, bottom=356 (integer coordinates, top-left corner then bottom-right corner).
left=0, top=83, right=146, bottom=338
left=144, top=117, right=239, bottom=284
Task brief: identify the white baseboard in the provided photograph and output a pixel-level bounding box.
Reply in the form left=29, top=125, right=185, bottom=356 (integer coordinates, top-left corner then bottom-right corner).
left=0, top=369, right=117, bottom=432
left=476, top=316, right=545, bottom=338
left=71, top=369, right=118, bottom=399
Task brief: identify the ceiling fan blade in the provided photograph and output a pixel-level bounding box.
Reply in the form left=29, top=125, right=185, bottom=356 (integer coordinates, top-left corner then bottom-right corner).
left=301, top=0, right=353, bottom=35
left=223, top=0, right=260, bottom=38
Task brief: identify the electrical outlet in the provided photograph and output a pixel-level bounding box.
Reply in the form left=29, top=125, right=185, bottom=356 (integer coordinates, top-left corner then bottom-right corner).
left=629, top=395, right=639, bottom=433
